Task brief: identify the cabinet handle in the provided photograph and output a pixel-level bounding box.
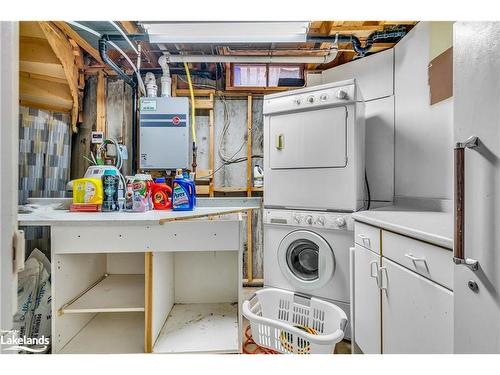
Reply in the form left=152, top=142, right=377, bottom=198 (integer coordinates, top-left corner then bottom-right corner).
left=405, top=253, right=426, bottom=262
left=454, top=136, right=479, bottom=271
left=358, top=234, right=370, bottom=246
left=370, top=260, right=378, bottom=278
left=379, top=266, right=388, bottom=291
left=370, top=260, right=380, bottom=287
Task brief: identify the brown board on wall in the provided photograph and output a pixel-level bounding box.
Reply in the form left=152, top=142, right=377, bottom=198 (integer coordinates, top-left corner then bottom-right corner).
left=429, top=46, right=453, bottom=105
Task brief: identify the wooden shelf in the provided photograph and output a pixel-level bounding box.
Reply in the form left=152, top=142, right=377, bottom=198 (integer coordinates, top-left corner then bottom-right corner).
left=62, top=274, right=144, bottom=314
left=60, top=312, right=144, bottom=354
left=154, top=303, right=239, bottom=353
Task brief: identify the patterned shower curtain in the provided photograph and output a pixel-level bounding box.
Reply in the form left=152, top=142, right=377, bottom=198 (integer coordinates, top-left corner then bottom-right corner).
left=18, top=106, right=72, bottom=259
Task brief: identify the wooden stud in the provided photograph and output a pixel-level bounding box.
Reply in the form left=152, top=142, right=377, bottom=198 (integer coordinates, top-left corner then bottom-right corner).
left=246, top=95, right=253, bottom=197
left=96, top=70, right=106, bottom=134
left=144, top=252, right=153, bottom=353
left=209, top=102, right=215, bottom=197
left=246, top=95, right=254, bottom=282
left=171, top=75, right=178, bottom=97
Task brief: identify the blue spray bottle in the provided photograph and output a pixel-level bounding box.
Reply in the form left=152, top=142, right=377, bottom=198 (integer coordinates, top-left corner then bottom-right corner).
left=172, top=169, right=194, bottom=211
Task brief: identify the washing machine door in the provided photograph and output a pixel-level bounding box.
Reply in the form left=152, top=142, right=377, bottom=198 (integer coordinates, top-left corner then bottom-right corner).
left=277, top=230, right=335, bottom=291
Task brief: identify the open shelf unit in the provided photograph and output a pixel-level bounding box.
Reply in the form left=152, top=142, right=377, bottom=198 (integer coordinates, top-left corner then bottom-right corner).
left=153, top=303, right=238, bottom=353
left=60, top=312, right=144, bottom=354
left=62, top=274, right=144, bottom=314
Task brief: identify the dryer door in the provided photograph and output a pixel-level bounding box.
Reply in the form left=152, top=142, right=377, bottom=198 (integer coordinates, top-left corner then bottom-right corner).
left=277, top=230, right=335, bottom=291
left=268, top=106, right=347, bottom=170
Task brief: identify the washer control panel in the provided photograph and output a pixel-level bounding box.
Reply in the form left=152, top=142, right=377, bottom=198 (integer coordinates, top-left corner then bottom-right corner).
left=264, top=209, right=354, bottom=231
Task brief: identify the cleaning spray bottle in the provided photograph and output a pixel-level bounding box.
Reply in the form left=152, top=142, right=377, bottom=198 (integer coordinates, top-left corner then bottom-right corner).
left=172, top=169, right=194, bottom=211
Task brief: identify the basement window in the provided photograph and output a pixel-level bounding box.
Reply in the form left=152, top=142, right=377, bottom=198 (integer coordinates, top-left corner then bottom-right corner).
left=231, top=63, right=304, bottom=88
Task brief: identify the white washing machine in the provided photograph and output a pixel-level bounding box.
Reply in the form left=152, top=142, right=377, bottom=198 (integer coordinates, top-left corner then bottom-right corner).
left=263, top=79, right=365, bottom=212
left=263, top=208, right=353, bottom=337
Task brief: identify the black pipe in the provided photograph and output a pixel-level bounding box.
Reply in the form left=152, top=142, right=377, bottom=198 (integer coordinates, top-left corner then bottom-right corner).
left=99, top=35, right=138, bottom=173
left=306, top=27, right=407, bottom=57
left=131, top=77, right=138, bottom=173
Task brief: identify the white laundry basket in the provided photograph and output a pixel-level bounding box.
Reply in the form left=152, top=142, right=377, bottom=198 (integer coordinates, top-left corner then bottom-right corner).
left=242, top=288, right=347, bottom=354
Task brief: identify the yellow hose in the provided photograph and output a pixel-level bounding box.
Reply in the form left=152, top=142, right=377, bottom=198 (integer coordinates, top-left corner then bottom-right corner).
left=183, top=62, right=197, bottom=145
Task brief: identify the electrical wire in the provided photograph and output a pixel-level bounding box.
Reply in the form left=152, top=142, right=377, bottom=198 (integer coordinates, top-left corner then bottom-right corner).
left=183, top=62, right=197, bottom=146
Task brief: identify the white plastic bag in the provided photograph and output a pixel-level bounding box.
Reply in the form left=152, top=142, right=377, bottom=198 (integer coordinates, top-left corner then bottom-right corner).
left=12, top=248, right=51, bottom=353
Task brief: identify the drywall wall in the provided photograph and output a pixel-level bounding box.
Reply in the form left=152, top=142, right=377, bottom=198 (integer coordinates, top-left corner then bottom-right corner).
left=321, top=49, right=395, bottom=202
left=394, top=22, right=454, bottom=200
left=322, top=48, right=394, bottom=101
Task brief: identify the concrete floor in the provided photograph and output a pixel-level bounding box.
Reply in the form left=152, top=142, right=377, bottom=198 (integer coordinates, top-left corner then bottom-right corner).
left=242, top=287, right=351, bottom=354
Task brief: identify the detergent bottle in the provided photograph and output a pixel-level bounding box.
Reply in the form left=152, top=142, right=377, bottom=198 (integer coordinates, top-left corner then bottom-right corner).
left=172, top=169, right=194, bottom=211
left=189, top=172, right=197, bottom=207
left=152, top=177, right=172, bottom=210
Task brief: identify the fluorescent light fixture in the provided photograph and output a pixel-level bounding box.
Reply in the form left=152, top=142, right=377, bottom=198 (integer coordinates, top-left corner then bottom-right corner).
left=141, top=22, right=310, bottom=43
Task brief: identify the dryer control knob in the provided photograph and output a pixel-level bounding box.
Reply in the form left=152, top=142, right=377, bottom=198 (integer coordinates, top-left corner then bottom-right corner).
left=336, top=89, right=348, bottom=100
left=294, top=98, right=301, bottom=106
left=335, top=217, right=346, bottom=227
left=293, top=214, right=302, bottom=224
left=305, top=215, right=314, bottom=225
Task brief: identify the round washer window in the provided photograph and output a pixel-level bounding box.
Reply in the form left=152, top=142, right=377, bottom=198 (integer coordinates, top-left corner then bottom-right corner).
left=277, top=230, right=335, bottom=291
left=286, top=239, right=319, bottom=281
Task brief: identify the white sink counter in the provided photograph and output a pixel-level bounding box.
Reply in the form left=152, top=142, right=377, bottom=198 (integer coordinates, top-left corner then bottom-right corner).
left=352, top=205, right=453, bottom=249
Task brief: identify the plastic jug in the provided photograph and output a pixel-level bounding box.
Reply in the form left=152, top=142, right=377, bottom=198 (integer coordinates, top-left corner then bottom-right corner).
left=172, top=169, right=194, bottom=211
left=152, top=177, right=172, bottom=210
left=73, top=178, right=103, bottom=205
left=189, top=172, right=197, bottom=207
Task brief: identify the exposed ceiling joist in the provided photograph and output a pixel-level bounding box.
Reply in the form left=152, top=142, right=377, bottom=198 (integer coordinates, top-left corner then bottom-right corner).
left=53, top=21, right=104, bottom=65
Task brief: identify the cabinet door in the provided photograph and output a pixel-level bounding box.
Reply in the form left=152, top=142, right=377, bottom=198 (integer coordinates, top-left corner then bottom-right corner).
left=353, top=244, right=381, bottom=353
left=381, top=257, right=453, bottom=353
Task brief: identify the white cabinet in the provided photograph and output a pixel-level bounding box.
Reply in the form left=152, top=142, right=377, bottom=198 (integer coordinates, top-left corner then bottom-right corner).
left=353, top=244, right=381, bottom=354
left=381, top=257, right=453, bottom=353
left=322, top=48, right=394, bottom=101
left=352, top=221, right=453, bottom=354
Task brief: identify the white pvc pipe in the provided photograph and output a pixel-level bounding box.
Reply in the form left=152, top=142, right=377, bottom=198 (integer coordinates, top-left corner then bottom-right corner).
left=164, top=49, right=338, bottom=64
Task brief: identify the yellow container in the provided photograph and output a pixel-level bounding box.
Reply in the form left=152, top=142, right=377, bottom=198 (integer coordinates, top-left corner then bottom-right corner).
left=73, top=178, right=103, bottom=204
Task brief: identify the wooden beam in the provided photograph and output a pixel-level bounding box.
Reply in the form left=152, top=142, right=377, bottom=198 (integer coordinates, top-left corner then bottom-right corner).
left=19, top=75, right=73, bottom=111
left=20, top=71, right=67, bottom=85
left=118, top=21, right=158, bottom=67
left=20, top=36, right=61, bottom=65
left=19, top=60, right=66, bottom=80
left=246, top=96, right=253, bottom=197
left=53, top=21, right=104, bottom=64
left=144, top=252, right=153, bottom=353
left=38, top=21, right=81, bottom=132
left=96, top=70, right=106, bottom=133
left=209, top=102, right=215, bottom=197
left=246, top=95, right=253, bottom=282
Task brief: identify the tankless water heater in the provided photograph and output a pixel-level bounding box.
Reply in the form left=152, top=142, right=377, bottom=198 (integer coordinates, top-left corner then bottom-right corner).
left=139, top=96, right=190, bottom=170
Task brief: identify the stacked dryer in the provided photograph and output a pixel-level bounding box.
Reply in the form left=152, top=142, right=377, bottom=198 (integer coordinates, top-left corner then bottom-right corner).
left=262, top=79, right=366, bottom=339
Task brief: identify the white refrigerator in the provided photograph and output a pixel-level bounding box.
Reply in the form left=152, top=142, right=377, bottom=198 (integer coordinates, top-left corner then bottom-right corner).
left=454, top=22, right=500, bottom=353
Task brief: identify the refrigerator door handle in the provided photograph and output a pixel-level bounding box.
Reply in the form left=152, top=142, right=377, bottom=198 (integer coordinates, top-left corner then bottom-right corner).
left=454, top=136, right=480, bottom=271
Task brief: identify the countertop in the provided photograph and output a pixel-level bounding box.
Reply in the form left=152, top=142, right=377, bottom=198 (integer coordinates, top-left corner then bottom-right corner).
left=352, top=205, right=453, bottom=249
left=18, top=206, right=257, bottom=227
